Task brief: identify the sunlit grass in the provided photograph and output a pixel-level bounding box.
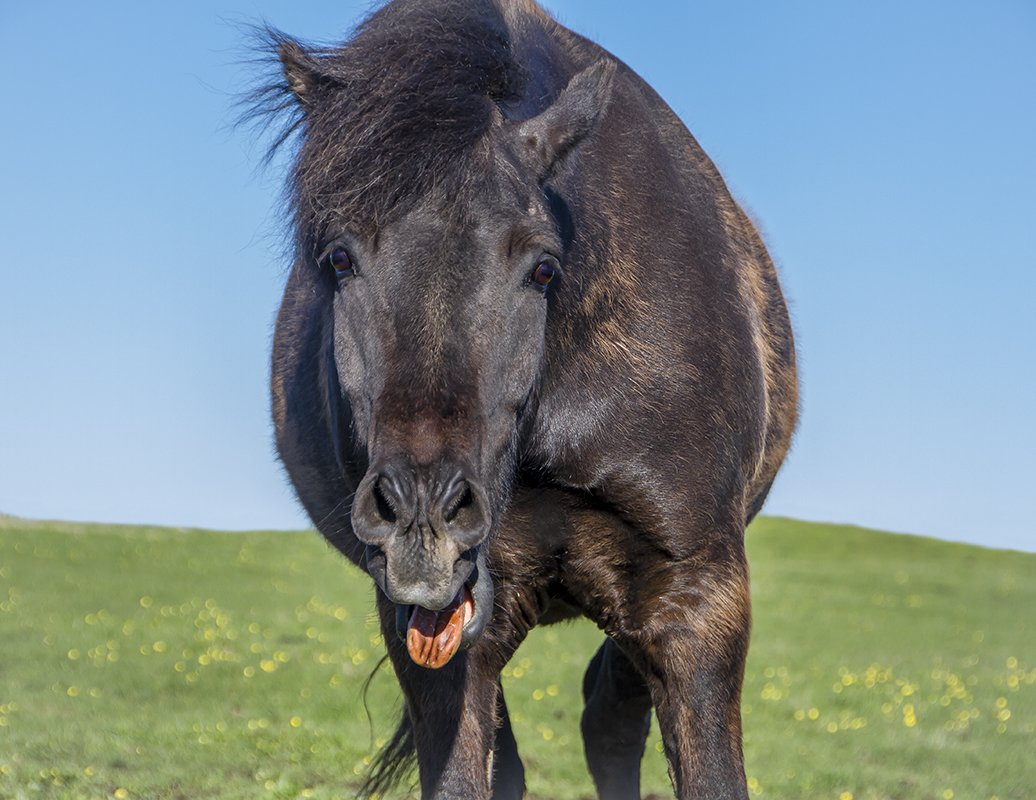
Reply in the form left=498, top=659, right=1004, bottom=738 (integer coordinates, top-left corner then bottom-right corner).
left=0, top=515, right=1032, bottom=799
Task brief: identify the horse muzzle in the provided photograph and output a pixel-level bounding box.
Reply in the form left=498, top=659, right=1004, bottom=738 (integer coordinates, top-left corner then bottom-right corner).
left=353, top=459, right=495, bottom=668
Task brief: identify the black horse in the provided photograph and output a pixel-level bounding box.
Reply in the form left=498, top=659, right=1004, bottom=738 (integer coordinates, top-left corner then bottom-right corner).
left=252, top=0, right=797, bottom=797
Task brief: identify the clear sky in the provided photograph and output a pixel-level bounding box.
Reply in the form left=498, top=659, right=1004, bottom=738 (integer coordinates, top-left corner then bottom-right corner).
left=1, top=1, right=1033, bottom=551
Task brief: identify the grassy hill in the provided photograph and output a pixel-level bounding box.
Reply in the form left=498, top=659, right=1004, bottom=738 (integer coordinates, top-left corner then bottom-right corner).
left=0, top=515, right=1032, bottom=800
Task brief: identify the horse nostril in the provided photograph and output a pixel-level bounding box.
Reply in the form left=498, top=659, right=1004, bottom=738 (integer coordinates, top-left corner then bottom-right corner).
left=436, top=476, right=489, bottom=549
left=372, top=479, right=398, bottom=524
left=443, top=483, right=473, bottom=524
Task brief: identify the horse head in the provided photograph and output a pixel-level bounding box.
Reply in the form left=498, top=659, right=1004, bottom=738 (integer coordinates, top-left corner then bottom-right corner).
left=277, top=35, right=614, bottom=667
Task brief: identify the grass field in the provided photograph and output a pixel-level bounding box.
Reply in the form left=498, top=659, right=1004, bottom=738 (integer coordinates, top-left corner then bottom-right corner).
left=0, top=514, right=1032, bottom=800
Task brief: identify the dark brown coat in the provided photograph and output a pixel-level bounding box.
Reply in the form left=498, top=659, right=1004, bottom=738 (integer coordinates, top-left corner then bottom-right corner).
left=253, top=1, right=798, bottom=797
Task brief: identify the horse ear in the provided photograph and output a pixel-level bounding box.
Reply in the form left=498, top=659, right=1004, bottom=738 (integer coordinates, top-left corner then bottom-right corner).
left=279, top=41, right=330, bottom=111
left=515, top=60, right=617, bottom=180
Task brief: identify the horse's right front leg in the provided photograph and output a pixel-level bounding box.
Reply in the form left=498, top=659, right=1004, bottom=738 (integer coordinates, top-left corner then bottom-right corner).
left=378, top=594, right=517, bottom=800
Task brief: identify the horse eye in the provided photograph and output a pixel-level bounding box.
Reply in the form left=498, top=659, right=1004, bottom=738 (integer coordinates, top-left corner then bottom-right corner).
left=328, top=247, right=354, bottom=277
left=531, top=261, right=556, bottom=288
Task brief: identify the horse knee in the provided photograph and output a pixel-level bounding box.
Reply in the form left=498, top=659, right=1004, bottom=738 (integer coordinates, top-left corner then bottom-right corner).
left=638, top=563, right=752, bottom=678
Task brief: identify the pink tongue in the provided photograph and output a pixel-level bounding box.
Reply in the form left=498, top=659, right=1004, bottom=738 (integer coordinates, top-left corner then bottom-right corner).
left=405, top=587, right=473, bottom=669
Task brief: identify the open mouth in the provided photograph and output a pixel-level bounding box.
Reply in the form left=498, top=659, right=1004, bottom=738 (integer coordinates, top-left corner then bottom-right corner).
left=402, top=584, right=475, bottom=669
left=373, top=545, right=493, bottom=670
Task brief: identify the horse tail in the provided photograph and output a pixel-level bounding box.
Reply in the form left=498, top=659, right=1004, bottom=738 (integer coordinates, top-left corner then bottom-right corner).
left=360, top=711, right=416, bottom=798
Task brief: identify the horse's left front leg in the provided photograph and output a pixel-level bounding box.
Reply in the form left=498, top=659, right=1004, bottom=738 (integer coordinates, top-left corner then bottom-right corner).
left=377, top=593, right=524, bottom=800
left=613, top=547, right=752, bottom=800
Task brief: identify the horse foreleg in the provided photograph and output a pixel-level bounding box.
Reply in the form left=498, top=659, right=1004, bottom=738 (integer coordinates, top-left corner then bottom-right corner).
left=377, top=592, right=530, bottom=800
left=491, top=682, right=525, bottom=800
left=581, top=637, right=653, bottom=800
left=617, top=555, right=752, bottom=800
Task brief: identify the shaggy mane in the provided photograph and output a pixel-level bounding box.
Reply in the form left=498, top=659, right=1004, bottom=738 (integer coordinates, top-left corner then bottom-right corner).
left=242, top=0, right=529, bottom=239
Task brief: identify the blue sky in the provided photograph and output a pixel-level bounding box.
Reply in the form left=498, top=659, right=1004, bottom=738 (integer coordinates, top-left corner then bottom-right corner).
left=1, top=1, right=1033, bottom=551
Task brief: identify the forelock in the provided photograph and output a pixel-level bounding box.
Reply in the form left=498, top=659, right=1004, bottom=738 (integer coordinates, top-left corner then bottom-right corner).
left=282, top=0, right=526, bottom=240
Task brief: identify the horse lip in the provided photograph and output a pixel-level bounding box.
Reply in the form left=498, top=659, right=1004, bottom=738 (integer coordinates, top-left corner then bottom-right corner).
left=392, top=552, right=494, bottom=649
left=365, top=541, right=477, bottom=608
left=392, top=586, right=473, bottom=644
left=459, top=558, right=493, bottom=650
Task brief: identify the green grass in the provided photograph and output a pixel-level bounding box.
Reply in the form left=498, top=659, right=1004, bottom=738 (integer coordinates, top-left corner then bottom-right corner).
left=0, top=514, right=1032, bottom=800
